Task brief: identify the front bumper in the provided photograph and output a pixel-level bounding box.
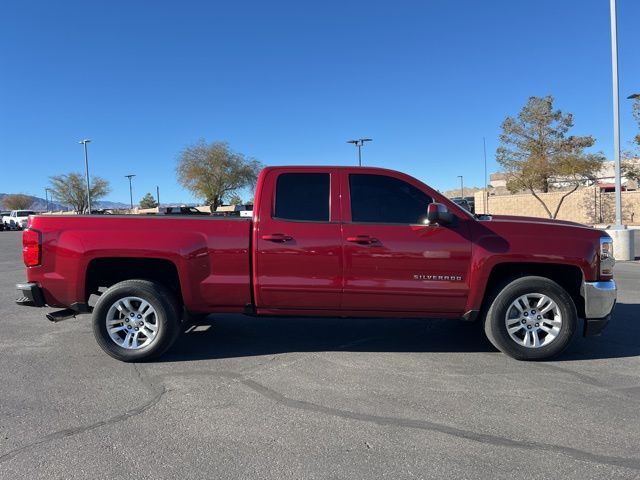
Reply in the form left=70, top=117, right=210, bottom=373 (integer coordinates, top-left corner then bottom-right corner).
left=581, top=280, right=617, bottom=336
left=16, top=282, right=46, bottom=307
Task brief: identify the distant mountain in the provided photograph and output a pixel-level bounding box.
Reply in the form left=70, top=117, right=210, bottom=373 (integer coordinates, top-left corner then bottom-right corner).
left=94, top=200, right=129, bottom=209
left=0, top=193, right=128, bottom=211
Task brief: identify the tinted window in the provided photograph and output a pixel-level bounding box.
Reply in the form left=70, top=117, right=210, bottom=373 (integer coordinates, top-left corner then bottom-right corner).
left=349, top=174, right=432, bottom=224
left=17, top=211, right=35, bottom=216
left=275, top=173, right=330, bottom=222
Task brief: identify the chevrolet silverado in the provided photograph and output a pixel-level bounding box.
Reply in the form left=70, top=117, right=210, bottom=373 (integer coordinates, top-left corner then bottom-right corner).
left=16, top=166, right=616, bottom=361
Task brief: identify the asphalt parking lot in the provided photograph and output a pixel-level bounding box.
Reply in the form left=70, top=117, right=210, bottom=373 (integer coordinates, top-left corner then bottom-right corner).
left=0, top=231, right=639, bottom=479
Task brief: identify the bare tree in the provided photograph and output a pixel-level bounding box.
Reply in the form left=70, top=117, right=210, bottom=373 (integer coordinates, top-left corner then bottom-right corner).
left=497, top=96, right=604, bottom=219
left=49, top=173, right=111, bottom=213
left=633, top=97, right=640, bottom=147
left=2, top=194, right=33, bottom=210
left=176, top=140, right=261, bottom=210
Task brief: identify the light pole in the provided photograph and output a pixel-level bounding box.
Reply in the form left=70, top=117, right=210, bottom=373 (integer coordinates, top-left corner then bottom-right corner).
left=44, top=188, right=50, bottom=212
left=483, top=137, right=488, bottom=214
left=79, top=139, right=92, bottom=214
left=609, top=0, right=622, bottom=228
left=457, top=175, right=464, bottom=199
left=156, top=186, right=160, bottom=206
left=125, top=175, right=136, bottom=210
left=347, top=138, right=372, bottom=167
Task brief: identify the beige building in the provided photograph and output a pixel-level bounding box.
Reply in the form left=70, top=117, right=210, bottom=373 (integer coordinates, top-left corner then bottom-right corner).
left=488, top=159, right=639, bottom=193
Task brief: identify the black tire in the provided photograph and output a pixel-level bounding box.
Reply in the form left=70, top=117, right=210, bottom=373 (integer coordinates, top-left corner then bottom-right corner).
left=484, top=276, right=577, bottom=361
left=92, top=280, right=182, bottom=362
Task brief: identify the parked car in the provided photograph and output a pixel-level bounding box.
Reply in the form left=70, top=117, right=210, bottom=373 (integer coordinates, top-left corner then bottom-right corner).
left=464, top=196, right=476, bottom=213
left=158, top=206, right=210, bottom=215
left=16, top=166, right=616, bottom=362
left=0, top=211, right=10, bottom=231
left=3, top=210, right=36, bottom=230
left=450, top=197, right=473, bottom=213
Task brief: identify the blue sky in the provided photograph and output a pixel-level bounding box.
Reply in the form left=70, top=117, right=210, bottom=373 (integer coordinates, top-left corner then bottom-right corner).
left=1, top=0, right=639, bottom=204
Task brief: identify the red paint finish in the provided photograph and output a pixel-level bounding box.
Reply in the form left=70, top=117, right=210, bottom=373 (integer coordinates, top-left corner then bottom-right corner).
left=338, top=169, right=472, bottom=313
left=21, top=166, right=610, bottom=320
left=25, top=215, right=252, bottom=312
left=253, top=168, right=343, bottom=310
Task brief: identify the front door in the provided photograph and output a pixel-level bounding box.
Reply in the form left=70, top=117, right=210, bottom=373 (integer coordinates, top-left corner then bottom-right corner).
left=254, top=169, right=342, bottom=310
left=341, top=172, right=472, bottom=315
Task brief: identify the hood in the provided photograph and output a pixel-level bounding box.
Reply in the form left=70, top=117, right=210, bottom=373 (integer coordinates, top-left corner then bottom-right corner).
left=485, top=214, right=593, bottom=230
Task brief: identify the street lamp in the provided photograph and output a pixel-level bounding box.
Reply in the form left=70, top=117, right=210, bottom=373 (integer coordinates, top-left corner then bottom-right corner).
left=457, top=175, right=464, bottom=199
left=347, top=138, right=372, bottom=167
left=125, top=175, right=136, bottom=210
left=607, top=0, right=636, bottom=261
left=79, top=139, right=92, bottom=214
left=609, top=0, right=623, bottom=228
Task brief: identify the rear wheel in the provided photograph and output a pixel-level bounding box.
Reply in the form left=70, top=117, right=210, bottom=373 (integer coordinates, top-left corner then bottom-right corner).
left=484, top=276, right=577, bottom=360
left=92, top=280, right=182, bottom=362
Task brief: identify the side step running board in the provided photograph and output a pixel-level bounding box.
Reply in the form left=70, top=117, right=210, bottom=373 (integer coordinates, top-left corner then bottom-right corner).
left=46, top=309, right=77, bottom=323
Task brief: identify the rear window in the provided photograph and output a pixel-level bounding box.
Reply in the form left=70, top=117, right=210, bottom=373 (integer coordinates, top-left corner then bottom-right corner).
left=274, top=173, right=330, bottom=222
left=17, top=211, right=35, bottom=216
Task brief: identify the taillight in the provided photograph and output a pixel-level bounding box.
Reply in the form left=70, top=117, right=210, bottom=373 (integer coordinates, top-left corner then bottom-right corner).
left=23, top=229, right=41, bottom=267
left=599, top=236, right=614, bottom=279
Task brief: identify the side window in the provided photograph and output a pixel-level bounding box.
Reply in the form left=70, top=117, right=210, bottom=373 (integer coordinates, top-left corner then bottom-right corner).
left=274, top=173, right=330, bottom=222
left=349, top=174, right=432, bottom=224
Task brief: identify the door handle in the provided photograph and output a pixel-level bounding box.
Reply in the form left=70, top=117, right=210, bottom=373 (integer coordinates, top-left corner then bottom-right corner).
left=346, top=235, right=378, bottom=245
left=261, top=233, right=293, bottom=242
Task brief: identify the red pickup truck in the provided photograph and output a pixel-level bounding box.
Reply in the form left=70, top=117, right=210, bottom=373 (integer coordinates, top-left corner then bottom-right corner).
left=16, top=166, right=616, bottom=362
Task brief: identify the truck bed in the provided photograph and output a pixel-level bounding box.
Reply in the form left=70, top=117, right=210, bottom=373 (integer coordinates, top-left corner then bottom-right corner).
left=26, top=215, right=253, bottom=312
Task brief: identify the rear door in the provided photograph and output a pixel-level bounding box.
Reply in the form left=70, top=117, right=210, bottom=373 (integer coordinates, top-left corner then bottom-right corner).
left=341, top=171, right=472, bottom=315
left=254, top=169, right=342, bottom=310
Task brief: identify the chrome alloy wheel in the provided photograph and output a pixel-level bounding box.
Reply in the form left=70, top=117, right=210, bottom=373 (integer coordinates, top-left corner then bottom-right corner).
left=105, top=296, right=159, bottom=349
left=504, top=293, right=562, bottom=348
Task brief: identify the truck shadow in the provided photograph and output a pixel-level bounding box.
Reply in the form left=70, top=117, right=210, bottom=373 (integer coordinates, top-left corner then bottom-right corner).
left=163, top=302, right=640, bottom=363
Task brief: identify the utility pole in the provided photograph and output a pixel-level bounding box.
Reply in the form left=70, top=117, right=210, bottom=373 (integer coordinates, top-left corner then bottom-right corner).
left=44, top=188, right=50, bottom=212
left=483, top=137, right=488, bottom=214
left=79, top=139, right=92, bottom=214
left=457, top=175, right=464, bottom=199
left=125, top=175, right=136, bottom=210
left=347, top=138, right=373, bottom=166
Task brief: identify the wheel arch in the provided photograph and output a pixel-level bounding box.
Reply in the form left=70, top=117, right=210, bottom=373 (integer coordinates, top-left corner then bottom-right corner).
left=479, top=262, right=585, bottom=319
left=86, top=257, right=183, bottom=306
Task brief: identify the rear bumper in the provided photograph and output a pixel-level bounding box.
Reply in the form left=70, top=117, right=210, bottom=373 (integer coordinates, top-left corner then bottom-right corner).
left=581, top=280, right=616, bottom=337
left=16, top=282, right=46, bottom=307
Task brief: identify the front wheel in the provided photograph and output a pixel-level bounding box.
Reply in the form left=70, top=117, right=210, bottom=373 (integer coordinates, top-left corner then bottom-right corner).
left=484, top=276, right=577, bottom=361
left=92, top=280, right=182, bottom=362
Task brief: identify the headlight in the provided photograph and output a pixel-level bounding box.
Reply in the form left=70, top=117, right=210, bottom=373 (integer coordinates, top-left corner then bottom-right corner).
left=599, top=236, right=615, bottom=278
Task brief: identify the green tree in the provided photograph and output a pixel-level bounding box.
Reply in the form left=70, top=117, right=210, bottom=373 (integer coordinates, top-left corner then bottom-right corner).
left=139, top=192, right=158, bottom=209
left=49, top=173, right=111, bottom=214
left=2, top=194, right=33, bottom=210
left=228, top=194, right=243, bottom=206
left=497, top=96, right=604, bottom=218
left=623, top=97, right=640, bottom=182
left=176, top=140, right=261, bottom=210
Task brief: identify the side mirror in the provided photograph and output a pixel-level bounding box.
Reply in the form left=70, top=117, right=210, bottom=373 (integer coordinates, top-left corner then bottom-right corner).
left=426, top=203, right=455, bottom=226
